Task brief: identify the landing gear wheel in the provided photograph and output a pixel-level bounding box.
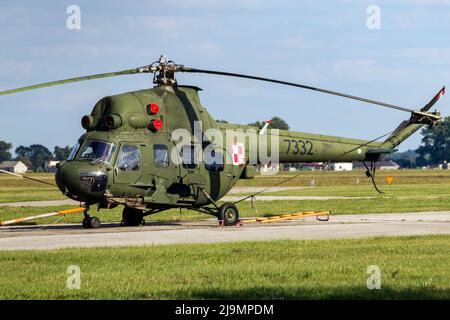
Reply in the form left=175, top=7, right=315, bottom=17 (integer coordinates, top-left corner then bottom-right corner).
left=82, top=217, right=91, bottom=229
left=218, top=203, right=239, bottom=226
left=90, top=216, right=101, bottom=229
left=82, top=216, right=101, bottom=228
left=121, top=207, right=144, bottom=226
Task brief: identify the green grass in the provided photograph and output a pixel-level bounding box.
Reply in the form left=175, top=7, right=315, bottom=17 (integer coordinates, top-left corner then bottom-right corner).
left=261, top=183, right=450, bottom=197
left=0, top=173, right=64, bottom=203
left=0, top=173, right=56, bottom=186
left=1, top=235, right=450, bottom=299
left=234, top=169, right=450, bottom=187
left=2, top=171, right=450, bottom=300
left=0, top=187, right=66, bottom=203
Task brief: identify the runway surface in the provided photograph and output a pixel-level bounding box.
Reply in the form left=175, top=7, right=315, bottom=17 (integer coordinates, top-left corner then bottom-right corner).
left=1, top=211, right=450, bottom=251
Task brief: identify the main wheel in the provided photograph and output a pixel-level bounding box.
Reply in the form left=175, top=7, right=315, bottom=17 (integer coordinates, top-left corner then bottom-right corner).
left=82, top=217, right=91, bottom=229
left=90, top=216, right=101, bottom=229
left=218, top=203, right=239, bottom=226
left=121, top=207, right=144, bottom=226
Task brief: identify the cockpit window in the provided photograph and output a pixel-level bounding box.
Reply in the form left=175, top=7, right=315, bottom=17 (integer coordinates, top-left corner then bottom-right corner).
left=78, top=141, right=116, bottom=164
left=117, top=145, right=141, bottom=171
left=67, top=143, right=80, bottom=161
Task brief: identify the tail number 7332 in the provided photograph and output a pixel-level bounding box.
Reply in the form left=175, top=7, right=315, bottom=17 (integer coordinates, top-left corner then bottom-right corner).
left=284, top=139, right=314, bottom=155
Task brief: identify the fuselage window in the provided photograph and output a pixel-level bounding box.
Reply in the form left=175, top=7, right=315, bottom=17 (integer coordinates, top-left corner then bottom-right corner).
left=205, top=150, right=224, bottom=172
left=154, top=144, right=169, bottom=167
left=116, top=145, right=141, bottom=171
left=181, top=145, right=197, bottom=169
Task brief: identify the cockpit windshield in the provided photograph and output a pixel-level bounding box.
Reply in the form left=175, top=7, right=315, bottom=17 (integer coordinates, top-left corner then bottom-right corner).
left=67, top=142, right=80, bottom=161
left=77, top=141, right=116, bottom=164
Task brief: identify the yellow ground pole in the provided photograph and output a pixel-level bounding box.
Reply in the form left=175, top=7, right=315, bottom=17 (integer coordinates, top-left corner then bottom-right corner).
left=0, top=207, right=85, bottom=226
left=241, top=211, right=330, bottom=224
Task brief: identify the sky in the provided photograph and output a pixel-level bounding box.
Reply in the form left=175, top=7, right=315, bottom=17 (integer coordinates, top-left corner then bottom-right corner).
left=1, top=0, right=450, bottom=154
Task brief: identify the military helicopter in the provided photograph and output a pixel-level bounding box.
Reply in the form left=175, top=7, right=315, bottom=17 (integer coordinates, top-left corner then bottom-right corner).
left=0, top=55, right=444, bottom=228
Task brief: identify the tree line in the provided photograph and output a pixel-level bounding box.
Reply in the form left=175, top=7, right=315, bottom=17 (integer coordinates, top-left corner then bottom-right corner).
left=0, top=143, right=72, bottom=172
left=217, top=116, right=290, bottom=130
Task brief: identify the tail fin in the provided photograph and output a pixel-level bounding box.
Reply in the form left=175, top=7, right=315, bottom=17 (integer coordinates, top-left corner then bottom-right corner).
left=381, top=87, right=444, bottom=149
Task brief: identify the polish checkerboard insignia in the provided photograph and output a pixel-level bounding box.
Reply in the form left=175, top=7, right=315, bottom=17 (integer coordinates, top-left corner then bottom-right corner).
left=231, top=143, right=245, bottom=166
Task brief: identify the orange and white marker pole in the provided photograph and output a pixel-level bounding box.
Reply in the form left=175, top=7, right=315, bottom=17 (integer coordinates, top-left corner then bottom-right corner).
left=259, top=120, right=272, bottom=135
left=0, top=207, right=85, bottom=226
left=0, top=168, right=22, bottom=178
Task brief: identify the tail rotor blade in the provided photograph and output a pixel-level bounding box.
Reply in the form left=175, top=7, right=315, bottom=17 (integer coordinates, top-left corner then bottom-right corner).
left=421, top=86, right=445, bottom=112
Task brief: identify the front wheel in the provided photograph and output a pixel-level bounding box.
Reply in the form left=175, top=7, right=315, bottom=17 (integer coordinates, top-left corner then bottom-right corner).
left=90, top=216, right=101, bottom=228
left=218, top=203, right=239, bottom=226
left=82, top=216, right=101, bottom=229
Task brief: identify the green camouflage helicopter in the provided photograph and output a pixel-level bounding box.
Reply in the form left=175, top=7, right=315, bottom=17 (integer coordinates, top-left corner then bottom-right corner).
left=0, top=55, right=444, bottom=228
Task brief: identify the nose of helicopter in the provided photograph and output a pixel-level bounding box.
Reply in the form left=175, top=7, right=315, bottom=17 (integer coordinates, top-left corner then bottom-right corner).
left=56, top=161, right=108, bottom=203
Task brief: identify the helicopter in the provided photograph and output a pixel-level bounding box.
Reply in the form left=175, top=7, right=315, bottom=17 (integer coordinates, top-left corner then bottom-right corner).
left=0, top=55, right=445, bottom=228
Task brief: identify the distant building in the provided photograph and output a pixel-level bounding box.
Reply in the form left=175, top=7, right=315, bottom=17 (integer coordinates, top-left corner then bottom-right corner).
left=299, top=163, right=324, bottom=171
left=354, top=160, right=400, bottom=170
left=44, top=160, right=60, bottom=172
left=326, top=162, right=353, bottom=171
left=259, top=163, right=279, bottom=173
left=378, top=161, right=400, bottom=170
left=439, top=161, right=449, bottom=169
left=0, top=161, right=28, bottom=174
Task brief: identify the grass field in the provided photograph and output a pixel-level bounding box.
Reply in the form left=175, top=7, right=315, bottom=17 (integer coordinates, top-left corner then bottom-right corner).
left=262, top=183, right=450, bottom=197
left=0, top=173, right=63, bottom=203
left=234, top=169, right=450, bottom=187
left=1, top=171, right=450, bottom=300
left=1, top=235, right=449, bottom=299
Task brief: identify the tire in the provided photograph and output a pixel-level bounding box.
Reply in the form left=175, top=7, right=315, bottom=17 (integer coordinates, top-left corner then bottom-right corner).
left=90, top=216, right=101, bottom=229
left=218, top=203, right=239, bottom=226
left=122, top=207, right=144, bottom=226
left=82, top=217, right=91, bottom=229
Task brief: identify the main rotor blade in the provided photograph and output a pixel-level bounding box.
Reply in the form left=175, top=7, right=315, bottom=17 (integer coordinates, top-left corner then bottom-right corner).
left=0, top=68, right=139, bottom=96
left=181, top=67, right=415, bottom=113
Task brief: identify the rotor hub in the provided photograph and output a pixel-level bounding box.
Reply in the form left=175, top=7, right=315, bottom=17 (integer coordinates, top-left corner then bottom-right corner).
left=136, top=55, right=184, bottom=86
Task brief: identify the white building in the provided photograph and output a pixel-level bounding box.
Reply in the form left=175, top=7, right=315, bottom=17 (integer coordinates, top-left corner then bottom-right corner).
left=326, top=162, right=353, bottom=171
left=354, top=160, right=400, bottom=170
left=44, top=160, right=60, bottom=172
left=0, top=161, right=28, bottom=174
left=259, top=163, right=280, bottom=174
left=377, top=161, right=400, bottom=170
